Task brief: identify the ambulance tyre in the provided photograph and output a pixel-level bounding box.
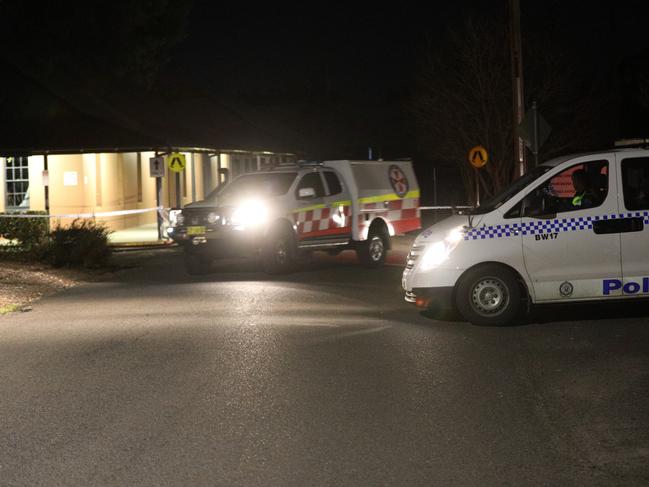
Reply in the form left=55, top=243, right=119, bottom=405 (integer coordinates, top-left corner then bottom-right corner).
left=184, top=252, right=211, bottom=276
left=262, top=227, right=296, bottom=274
left=455, top=264, right=523, bottom=326
left=357, top=227, right=388, bottom=267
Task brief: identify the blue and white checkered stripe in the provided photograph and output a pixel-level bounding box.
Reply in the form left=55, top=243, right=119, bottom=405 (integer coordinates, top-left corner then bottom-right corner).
left=464, top=211, right=649, bottom=240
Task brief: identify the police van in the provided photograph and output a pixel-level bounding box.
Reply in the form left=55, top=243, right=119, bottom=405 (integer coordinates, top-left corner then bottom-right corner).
left=168, top=160, right=420, bottom=274
left=403, top=148, right=649, bottom=325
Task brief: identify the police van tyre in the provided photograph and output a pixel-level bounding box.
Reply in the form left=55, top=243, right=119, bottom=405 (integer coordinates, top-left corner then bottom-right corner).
left=455, top=264, right=523, bottom=326
left=357, top=228, right=388, bottom=267
left=184, top=252, right=211, bottom=276
left=262, top=228, right=296, bottom=274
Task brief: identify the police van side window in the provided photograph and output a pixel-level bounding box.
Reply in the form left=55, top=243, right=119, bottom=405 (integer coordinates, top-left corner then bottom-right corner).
left=522, top=160, right=608, bottom=217
left=324, top=171, right=343, bottom=196
left=621, top=158, right=649, bottom=210
left=296, top=172, right=325, bottom=198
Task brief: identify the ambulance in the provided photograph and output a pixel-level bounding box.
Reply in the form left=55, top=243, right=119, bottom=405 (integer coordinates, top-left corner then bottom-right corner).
left=403, top=148, right=649, bottom=325
left=168, top=160, right=420, bottom=274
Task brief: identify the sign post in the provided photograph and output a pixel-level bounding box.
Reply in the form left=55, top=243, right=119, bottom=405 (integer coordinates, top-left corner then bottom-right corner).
left=468, top=145, right=488, bottom=206
left=150, top=155, right=165, bottom=240
left=517, top=101, right=551, bottom=167
left=149, top=155, right=165, bottom=178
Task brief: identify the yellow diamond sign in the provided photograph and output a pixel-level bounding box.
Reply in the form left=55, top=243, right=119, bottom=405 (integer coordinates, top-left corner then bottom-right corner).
left=166, top=152, right=186, bottom=173
left=468, top=145, right=488, bottom=169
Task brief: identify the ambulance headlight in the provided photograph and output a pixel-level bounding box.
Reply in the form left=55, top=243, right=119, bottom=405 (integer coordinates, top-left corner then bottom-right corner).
left=207, top=212, right=219, bottom=224
left=419, top=226, right=464, bottom=271
left=230, top=199, right=268, bottom=228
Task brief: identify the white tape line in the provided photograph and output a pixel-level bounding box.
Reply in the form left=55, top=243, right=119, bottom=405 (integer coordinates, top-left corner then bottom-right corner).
left=0, top=207, right=163, bottom=219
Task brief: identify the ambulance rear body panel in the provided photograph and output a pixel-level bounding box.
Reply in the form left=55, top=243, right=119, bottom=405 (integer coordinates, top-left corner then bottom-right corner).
left=323, top=160, right=420, bottom=241
left=403, top=149, right=649, bottom=311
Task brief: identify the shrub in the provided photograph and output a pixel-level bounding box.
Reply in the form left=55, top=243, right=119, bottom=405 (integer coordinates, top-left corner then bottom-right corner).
left=45, top=219, right=112, bottom=268
left=0, top=212, right=49, bottom=248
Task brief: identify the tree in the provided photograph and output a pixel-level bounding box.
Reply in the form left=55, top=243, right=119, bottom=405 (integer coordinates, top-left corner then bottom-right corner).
left=412, top=16, right=514, bottom=204
left=0, top=0, right=193, bottom=90
left=411, top=12, right=614, bottom=204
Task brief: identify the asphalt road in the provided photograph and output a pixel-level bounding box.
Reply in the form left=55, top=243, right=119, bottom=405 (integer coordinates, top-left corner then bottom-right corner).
left=0, top=242, right=648, bottom=486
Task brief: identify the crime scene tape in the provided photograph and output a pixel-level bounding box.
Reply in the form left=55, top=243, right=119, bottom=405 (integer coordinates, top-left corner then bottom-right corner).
left=0, top=206, right=165, bottom=219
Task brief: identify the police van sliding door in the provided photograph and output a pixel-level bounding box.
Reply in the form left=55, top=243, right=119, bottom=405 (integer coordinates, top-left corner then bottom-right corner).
left=520, top=156, right=621, bottom=302
left=618, top=155, right=649, bottom=298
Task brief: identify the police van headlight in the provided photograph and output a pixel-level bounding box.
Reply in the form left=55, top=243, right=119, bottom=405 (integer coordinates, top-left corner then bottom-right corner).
left=169, top=209, right=184, bottom=227
left=230, top=199, right=268, bottom=228
left=419, top=226, right=464, bottom=271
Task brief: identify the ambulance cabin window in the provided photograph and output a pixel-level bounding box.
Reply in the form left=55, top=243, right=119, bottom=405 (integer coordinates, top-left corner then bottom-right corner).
left=324, top=171, right=342, bottom=196
left=296, top=172, right=325, bottom=198
left=621, top=158, right=649, bottom=210
left=522, top=160, right=608, bottom=216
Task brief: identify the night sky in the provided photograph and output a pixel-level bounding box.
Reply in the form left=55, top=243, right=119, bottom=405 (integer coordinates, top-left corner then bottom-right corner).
left=165, top=2, right=649, bottom=149
left=3, top=1, right=649, bottom=203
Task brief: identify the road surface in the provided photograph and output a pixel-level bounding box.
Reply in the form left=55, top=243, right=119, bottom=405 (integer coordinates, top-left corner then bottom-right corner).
left=0, top=243, right=648, bottom=486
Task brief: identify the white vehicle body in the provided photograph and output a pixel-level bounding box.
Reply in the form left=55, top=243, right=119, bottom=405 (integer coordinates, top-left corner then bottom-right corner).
left=403, top=149, right=649, bottom=325
left=170, top=160, right=420, bottom=273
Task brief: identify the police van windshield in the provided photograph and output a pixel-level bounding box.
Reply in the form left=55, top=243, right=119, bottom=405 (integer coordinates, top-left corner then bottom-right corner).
left=468, top=166, right=551, bottom=215
left=206, top=172, right=297, bottom=202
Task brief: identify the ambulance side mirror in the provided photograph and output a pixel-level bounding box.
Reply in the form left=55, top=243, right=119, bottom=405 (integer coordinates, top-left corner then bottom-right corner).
left=298, top=187, right=316, bottom=199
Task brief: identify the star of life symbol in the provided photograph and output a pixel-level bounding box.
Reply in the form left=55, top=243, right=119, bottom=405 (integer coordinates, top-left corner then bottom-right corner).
left=389, top=165, right=409, bottom=197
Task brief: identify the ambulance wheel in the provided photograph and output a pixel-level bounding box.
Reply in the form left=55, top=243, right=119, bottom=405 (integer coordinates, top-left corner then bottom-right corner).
left=184, top=253, right=211, bottom=276
left=357, top=228, right=388, bottom=267
left=455, top=265, right=522, bottom=326
left=262, top=228, right=296, bottom=274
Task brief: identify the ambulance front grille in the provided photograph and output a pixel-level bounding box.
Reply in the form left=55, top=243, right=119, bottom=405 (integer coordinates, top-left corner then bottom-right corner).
left=405, top=244, right=425, bottom=270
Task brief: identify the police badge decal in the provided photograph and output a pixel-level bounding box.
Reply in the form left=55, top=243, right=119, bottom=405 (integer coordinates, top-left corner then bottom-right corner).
left=559, top=281, right=574, bottom=297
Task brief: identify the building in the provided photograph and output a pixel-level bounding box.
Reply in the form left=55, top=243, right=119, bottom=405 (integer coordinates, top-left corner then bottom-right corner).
left=0, top=148, right=296, bottom=243
left=0, top=67, right=301, bottom=243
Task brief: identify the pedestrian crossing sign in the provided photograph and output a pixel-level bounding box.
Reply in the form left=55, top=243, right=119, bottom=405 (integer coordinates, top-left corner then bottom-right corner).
left=166, top=152, right=186, bottom=173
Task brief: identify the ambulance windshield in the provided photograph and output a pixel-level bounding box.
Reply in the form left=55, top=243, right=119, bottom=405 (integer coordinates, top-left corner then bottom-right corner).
left=206, top=172, right=297, bottom=202
left=468, top=165, right=551, bottom=215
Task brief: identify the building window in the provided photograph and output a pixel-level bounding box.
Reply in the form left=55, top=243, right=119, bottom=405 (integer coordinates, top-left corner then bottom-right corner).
left=5, top=156, right=30, bottom=209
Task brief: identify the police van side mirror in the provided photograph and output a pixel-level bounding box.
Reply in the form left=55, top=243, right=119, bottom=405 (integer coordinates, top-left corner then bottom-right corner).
left=298, top=187, right=316, bottom=199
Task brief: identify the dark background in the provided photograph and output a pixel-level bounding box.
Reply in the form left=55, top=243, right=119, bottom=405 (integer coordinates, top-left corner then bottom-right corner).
left=2, top=1, right=649, bottom=204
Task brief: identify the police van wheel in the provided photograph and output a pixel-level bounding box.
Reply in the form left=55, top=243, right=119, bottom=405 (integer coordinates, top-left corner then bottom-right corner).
left=455, top=265, right=523, bottom=326
left=263, top=230, right=296, bottom=274
left=184, top=253, right=211, bottom=276
left=357, top=230, right=388, bottom=267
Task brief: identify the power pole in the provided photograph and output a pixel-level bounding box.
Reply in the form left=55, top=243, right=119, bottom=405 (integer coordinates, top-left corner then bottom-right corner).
left=509, top=0, right=526, bottom=177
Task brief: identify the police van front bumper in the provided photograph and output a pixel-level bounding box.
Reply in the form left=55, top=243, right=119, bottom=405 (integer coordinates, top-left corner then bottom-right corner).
left=404, top=287, right=454, bottom=310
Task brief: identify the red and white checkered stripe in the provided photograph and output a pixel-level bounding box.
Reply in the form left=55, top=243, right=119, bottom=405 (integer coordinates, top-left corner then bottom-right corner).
left=293, top=205, right=352, bottom=239
left=359, top=197, right=420, bottom=236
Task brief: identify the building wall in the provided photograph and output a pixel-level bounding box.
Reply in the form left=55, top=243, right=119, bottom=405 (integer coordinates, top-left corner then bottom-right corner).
left=0, top=158, right=5, bottom=212
left=139, top=151, right=159, bottom=224
left=49, top=153, right=86, bottom=228
left=28, top=155, right=45, bottom=211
